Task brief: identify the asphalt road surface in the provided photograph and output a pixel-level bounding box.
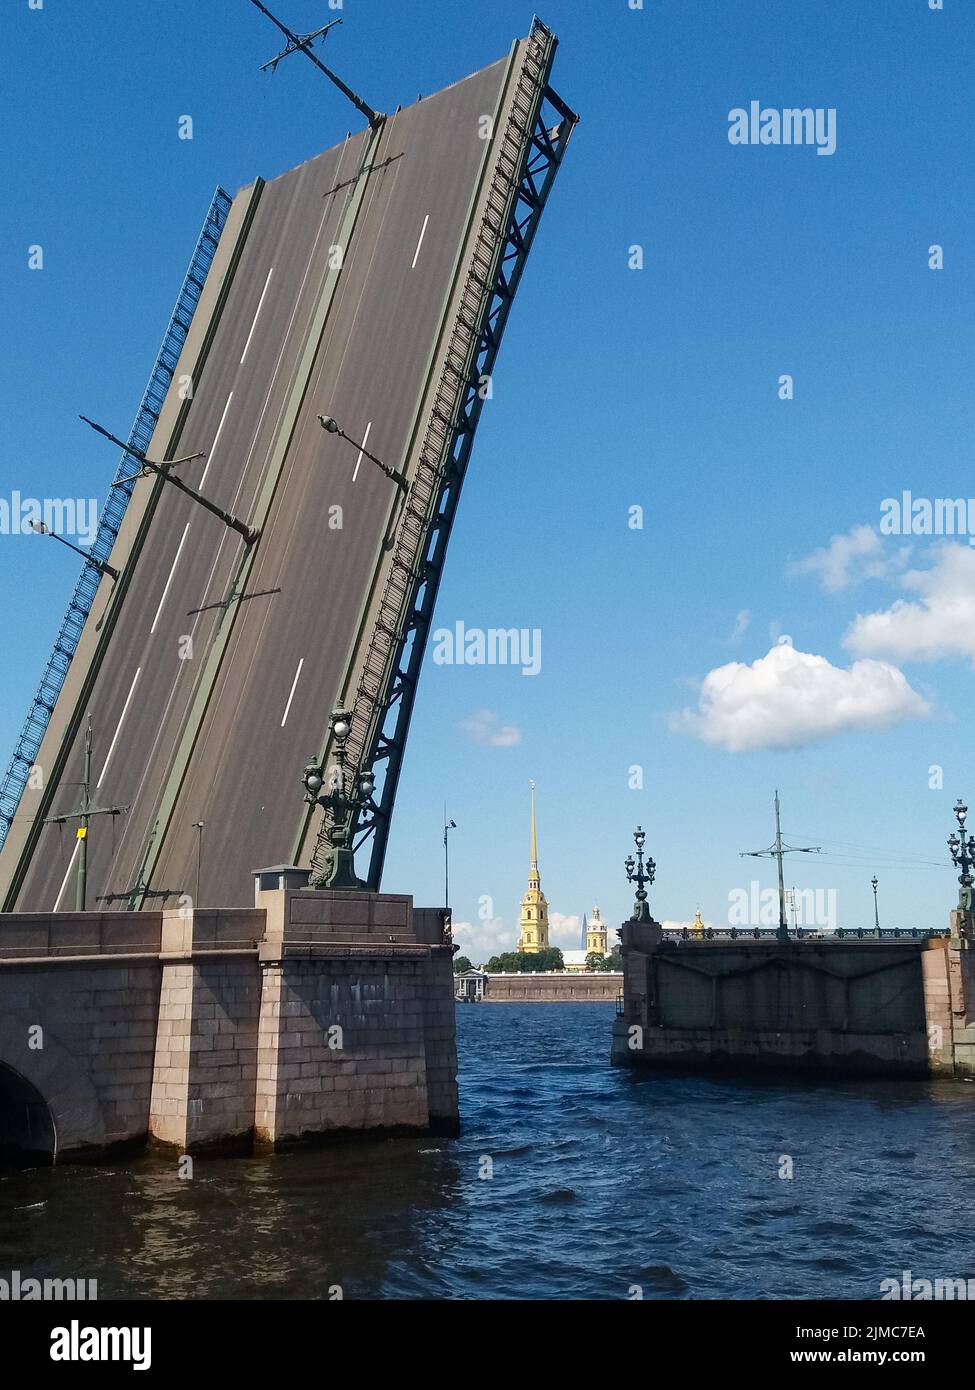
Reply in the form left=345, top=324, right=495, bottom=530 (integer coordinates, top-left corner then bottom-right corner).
left=7, top=52, right=517, bottom=911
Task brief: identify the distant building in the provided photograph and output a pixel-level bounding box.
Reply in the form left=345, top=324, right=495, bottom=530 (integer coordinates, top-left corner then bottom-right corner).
left=586, top=905, right=608, bottom=956
left=517, top=781, right=550, bottom=953
left=663, top=910, right=706, bottom=937
left=456, top=969, right=487, bottom=1001
left=562, top=950, right=589, bottom=972
left=563, top=905, right=609, bottom=972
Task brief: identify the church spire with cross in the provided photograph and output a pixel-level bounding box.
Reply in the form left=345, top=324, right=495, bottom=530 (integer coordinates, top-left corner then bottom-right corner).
left=518, top=781, right=549, bottom=953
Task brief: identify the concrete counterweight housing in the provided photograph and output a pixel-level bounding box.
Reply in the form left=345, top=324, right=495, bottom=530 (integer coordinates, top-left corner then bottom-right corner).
left=0, top=875, right=458, bottom=1164
left=611, top=914, right=975, bottom=1078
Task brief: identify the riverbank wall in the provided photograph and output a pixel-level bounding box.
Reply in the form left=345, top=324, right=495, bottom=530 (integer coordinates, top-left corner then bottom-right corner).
left=478, top=972, right=621, bottom=1003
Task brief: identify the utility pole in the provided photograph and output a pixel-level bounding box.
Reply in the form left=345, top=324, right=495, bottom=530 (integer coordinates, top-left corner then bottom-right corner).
left=740, top=790, right=821, bottom=942
left=248, top=1, right=383, bottom=129
left=96, top=821, right=183, bottom=911
left=43, top=717, right=128, bottom=911
left=192, top=821, right=205, bottom=907
left=786, top=887, right=798, bottom=931
left=81, top=417, right=259, bottom=545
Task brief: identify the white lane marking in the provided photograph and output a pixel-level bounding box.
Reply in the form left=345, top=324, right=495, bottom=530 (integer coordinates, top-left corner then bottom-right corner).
left=352, top=421, right=372, bottom=483
left=96, top=668, right=142, bottom=790
left=410, top=214, right=430, bottom=269
left=146, top=389, right=231, bottom=630
left=149, top=523, right=191, bottom=635
left=102, top=147, right=357, bottom=884
left=240, top=267, right=274, bottom=365
left=280, top=658, right=304, bottom=727
left=53, top=840, right=81, bottom=912
left=199, top=390, right=234, bottom=488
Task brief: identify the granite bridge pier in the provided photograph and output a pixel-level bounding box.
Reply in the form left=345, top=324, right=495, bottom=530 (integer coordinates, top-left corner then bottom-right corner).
left=0, top=869, right=457, bottom=1165
left=612, top=912, right=975, bottom=1079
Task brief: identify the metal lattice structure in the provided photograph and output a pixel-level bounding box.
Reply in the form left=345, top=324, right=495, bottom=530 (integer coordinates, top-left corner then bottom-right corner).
left=308, top=18, right=578, bottom=889
left=0, top=187, right=232, bottom=851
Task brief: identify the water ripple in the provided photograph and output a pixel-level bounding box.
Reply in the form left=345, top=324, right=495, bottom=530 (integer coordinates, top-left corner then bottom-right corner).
left=2, top=1003, right=975, bottom=1298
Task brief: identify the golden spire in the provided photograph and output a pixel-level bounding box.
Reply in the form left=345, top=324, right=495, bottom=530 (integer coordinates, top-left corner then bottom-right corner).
left=518, top=779, right=548, bottom=953
left=530, top=779, right=538, bottom=873
left=692, top=909, right=705, bottom=934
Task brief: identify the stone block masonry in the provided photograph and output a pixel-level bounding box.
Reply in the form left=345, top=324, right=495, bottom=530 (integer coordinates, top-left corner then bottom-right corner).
left=0, top=880, right=458, bottom=1163
left=611, top=915, right=975, bottom=1078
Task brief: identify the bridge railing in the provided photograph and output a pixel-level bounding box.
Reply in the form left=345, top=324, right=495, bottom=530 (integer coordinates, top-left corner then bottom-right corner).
left=660, top=926, right=949, bottom=942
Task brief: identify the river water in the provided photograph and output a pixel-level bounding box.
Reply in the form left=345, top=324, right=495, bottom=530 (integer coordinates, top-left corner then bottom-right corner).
left=2, top=1003, right=975, bottom=1300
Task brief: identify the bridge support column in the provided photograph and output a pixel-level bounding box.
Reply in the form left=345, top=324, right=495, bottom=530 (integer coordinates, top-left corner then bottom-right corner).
left=947, top=913, right=975, bottom=1077
left=148, top=910, right=260, bottom=1154
left=251, top=872, right=456, bottom=1148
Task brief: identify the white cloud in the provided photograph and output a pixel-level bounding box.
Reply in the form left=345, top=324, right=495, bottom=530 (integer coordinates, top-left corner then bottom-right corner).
left=789, top=523, right=911, bottom=592
left=844, top=544, right=975, bottom=666
left=548, top=912, right=582, bottom=949
left=457, top=708, right=521, bottom=748
left=451, top=917, right=516, bottom=963
left=673, top=640, right=930, bottom=752
left=450, top=911, right=584, bottom=963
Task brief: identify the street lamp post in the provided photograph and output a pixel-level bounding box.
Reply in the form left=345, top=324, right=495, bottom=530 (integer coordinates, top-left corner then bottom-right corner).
left=318, top=414, right=407, bottom=489
left=948, top=798, right=974, bottom=942
left=301, top=708, right=375, bottom=890
left=443, top=809, right=456, bottom=913
left=871, top=875, right=880, bottom=935
left=624, top=825, right=655, bottom=924
left=31, top=521, right=119, bottom=582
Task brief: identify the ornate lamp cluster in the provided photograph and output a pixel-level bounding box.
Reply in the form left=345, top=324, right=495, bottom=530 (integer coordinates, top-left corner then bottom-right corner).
left=624, top=825, right=655, bottom=924
left=948, top=797, right=974, bottom=916
left=301, top=708, right=375, bottom=889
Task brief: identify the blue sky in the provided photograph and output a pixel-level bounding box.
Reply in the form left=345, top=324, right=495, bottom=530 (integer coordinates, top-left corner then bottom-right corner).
left=2, top=0, right=973, bottom=958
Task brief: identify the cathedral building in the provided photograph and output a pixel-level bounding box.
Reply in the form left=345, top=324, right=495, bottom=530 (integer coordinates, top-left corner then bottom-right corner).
left=563, top=905, right=610, bottom=971
left=517, top=781, right=549, bottom=953
left=586, top=905, right=608, bottom=956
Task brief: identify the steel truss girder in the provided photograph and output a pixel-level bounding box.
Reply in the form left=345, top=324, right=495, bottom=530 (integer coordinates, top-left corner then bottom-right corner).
left=351, top=80, right=577, bottom=889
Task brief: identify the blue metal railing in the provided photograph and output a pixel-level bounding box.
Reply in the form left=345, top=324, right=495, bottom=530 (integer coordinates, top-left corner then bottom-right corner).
left=0, top=187, right=233, bottom=849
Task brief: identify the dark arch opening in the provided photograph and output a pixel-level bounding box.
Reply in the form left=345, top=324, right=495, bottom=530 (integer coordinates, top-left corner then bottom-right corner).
left=0, top=1063, right=55, bottom=1168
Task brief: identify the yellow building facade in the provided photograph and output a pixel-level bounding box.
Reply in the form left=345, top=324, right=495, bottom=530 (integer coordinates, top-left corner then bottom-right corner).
left=517, top=781, right=549, bottom=953
left=586, top=905, right=608, bottom=957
